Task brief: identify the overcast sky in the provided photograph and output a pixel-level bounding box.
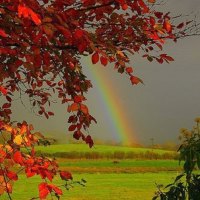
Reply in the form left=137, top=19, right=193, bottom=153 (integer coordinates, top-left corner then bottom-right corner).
left=12, top=0, right=200, bottom=145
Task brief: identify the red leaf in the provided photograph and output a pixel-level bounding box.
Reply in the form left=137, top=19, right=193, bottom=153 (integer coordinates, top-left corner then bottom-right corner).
left=154, top=12, right=163, bottom=19
left=18, top=5, right=41, bottom=25
left=25, top=168, right=35, bottom=178
left=39, top=183, right=49, bottom=199
left=130, top=76, right=143, bottom=85
left=163, top=19, right=172, bottom=32
left=149, top=16, right=155, bottom=26
left=73, top=130, right=82, bottom=140
left=138, top=0, right=149, bottom=13
left=6, top=171, right=18, bottom=181
left=74, top=29, right=84, bottom=39
left=122, top=4, right=128, bottom=10
left=0, top=29, right=8, bottom=37
left=156, top=58, right=164, bottom=64
left=30, top=11, right=41, bottom=25
left=160, top=54, right=174, bottom=62
left=74, top=95, right=85, bottom=103
left=68, top=115, right=77, bottom=123
left=48, top=184, right=63, bottom=195
left=148, top=0, right=155, bottom=3
left=2, top=103, right=11, bottom=109
left=85, top=135, right=94, bottom=148
left=100, top=56, right=108, bottom=66
left=92, top=52, right=99, bottom=64
left=126, top=67, right=133, bottom=74
left=177, top=22, right=184, bottom=29
left=6, top=96, right=12, bottom=102
left=59, top=171, right=72, bottom=180
left=48, top=111, right=54, bottom=116
left=68, top=124, right=77, bottom=131
left=165, top=56, right=174, bottom=61
left=0, top=86, right=7, bottom=95
left=13, top=151, right=23, bottom=164
left=0, top=149, right=6, bottom=163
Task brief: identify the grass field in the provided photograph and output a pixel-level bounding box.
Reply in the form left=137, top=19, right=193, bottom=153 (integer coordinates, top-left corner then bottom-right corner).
left=5, top=144, right=181, bottom=199
left=1, top=172, right=179, bottom=200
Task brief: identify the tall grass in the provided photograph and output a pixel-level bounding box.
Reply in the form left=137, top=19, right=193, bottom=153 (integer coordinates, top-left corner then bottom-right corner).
left=34, top=144, right=178, bottom=160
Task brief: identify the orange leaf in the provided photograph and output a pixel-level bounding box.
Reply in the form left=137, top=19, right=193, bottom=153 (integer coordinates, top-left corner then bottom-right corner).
left=148, top=0, right=156, bottom=3
left=68, top=103, right=79, bottom=112
left=130, top=76, right=143, bottom=85
left=74, top=95, right=85, bottom=103
left=0, top=176, right=5, bottom=195
left=20, top=124, right=27, bottom=134
left=80, top=104, right=89, bottom=115
left=163, top=19, right=171, bottom=32
left=3, top=125, right=12, bottom=132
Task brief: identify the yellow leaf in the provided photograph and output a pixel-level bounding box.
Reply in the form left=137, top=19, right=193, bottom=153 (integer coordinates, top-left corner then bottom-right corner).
left=154, top=24, right=165, bottom=34
left=5, top=145, right=12, bottom=152
left=14, top=135, right=23, bottom=145
left=3, top=125, right=12, bottom=132
left=116, top=51, right=125, bottom=57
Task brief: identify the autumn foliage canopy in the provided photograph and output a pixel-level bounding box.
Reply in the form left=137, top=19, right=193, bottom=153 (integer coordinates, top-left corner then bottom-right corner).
left=0, top=0, right=198, bottom=199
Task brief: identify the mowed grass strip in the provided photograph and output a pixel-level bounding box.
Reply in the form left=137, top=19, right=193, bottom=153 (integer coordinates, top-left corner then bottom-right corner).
left=1, top=172, right=179, bottom=200
left=57, top=159, right=182, bottom=173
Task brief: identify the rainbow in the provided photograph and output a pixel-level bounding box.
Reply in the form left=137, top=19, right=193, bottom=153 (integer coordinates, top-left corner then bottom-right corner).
left=83, top=58, right=137, bottom=146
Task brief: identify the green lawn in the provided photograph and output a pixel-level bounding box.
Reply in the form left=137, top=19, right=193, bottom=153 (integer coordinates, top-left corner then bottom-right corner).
left=59, top=159, right=181, bottom=168
left=1, top=172, right=179, bottom=200
left=5, top=144, right=181, bottom=199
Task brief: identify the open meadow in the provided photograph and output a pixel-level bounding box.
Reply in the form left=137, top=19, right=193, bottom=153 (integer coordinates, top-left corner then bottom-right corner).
left=1, top=172, right=179, bottom=200
left=5, top=144, right=183, bottom=200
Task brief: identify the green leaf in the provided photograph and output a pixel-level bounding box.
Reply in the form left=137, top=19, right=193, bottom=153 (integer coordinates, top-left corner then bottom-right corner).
left=196, top=152, right=200, bottom=169
left=174, top=174, right=185, bottom=183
